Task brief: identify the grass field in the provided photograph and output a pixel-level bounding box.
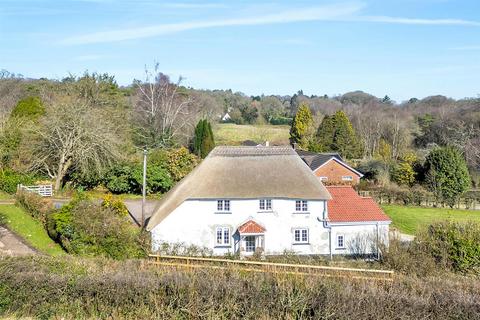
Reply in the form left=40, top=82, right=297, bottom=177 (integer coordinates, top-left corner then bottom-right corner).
left=214, top=123, right=290, bottom=145
left=382, top=205, right=480, bottom=235
left=0, top=191, right=13, bottom=200
left=0, top=205, right=65, bottom=255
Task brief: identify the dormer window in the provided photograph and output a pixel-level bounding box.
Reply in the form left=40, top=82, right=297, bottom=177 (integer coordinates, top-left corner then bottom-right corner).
left=217, top=200, right=230, bottom=212
left=342, top=176, right=353, bottom=181
left=259, top=199, right=272, bottom=211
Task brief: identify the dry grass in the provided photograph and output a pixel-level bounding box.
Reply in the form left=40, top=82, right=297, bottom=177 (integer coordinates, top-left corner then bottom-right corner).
left=0, top=256, right=479, bottom=319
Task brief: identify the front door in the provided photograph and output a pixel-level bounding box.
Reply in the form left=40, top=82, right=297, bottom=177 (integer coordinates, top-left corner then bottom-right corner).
left=245, top=236, right=256, bottom=253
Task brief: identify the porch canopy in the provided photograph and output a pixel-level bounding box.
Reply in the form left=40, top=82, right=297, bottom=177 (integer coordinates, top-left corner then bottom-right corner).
left=238, top=220, right=266, bottom=234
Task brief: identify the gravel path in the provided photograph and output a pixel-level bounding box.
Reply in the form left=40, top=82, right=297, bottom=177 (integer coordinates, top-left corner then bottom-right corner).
left=0, top=226, right=36, bottom=256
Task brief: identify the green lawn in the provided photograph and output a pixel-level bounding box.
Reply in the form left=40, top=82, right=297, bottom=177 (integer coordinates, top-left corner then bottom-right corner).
left=214, top=123, right=290, bottom=145
left=0, top=191, right=13, bottom=200
left=0, top=205, right=65, bottom=255
left=382, top=205, right=480, bottom=235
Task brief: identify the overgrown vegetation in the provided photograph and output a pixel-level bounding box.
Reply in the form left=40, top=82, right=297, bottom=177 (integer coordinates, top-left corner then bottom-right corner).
left=0, top=255, right=478, bottom=319
left=0, top=204, right=64, bottom=255
left=12, top=191, right=148, bottom=259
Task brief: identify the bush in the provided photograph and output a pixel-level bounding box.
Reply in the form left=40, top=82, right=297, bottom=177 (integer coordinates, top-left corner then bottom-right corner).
left=10, top=96, right=45, bottom=119
left=417, top=221, right=480, bottom=274
left=0, top=169, right=36, bottom=194
left=48, top=199, right=147, bottom=259
left=270, top=116, right=293, bottom=125
left=15, top=190, right=53, bottom=225
left=0, top=256, right=479, bottom=319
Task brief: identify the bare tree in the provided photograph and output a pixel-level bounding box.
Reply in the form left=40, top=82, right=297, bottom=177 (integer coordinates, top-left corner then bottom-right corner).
left=27, top=101, right=123, bottom=191
left=133, top=64, right=196, bottom=147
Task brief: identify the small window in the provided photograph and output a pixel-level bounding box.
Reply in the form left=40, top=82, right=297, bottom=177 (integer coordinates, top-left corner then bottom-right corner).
left=217, top=200, right=230, bottom=212
left=293, top=228, right=309, bottom=244
left=259, top=199, right=272, bottom=211
left=337, top=235, right=345, bottom=248
left=319, top=176, right=328, bottom=182
left=295, top=200, right=308, bottom=212
left=216, top=227, right=230, bottom=246
left=342, top=176, right=353, bottom=181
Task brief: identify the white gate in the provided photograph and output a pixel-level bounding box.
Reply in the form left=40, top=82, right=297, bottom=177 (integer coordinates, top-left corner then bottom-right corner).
left=17, top=184, right=53, bottom=197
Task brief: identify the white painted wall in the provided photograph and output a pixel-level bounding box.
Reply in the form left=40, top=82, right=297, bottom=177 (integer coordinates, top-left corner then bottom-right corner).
left=150, top=198, right=390, bottom=256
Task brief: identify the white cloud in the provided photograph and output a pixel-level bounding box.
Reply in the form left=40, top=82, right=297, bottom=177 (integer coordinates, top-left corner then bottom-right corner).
left=357, top=15, right=480, bottom=26
left=61, top=1, right=480, bottom=46
left=61, top=2, right=365, bottom=45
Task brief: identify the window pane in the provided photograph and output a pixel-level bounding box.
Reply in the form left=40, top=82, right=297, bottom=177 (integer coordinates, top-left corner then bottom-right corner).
left=217, top=200, right=223, bottom=211
left=295, top=200, right=301, bottom=211
left=259, top=199, right=265, bottom=210
left=223, top=228, right=229, bottom=244
left=224, top=200, right=230, bottom=211
left=302, top=201, right=308, bottom=211
left=216, top=228, right=222, bottom=244
left=302, top=230, right=308, bottom=242
left=294, top=230, right=300, bottom=242
left=338, top=236, right=344, bottom=247
left=266, top=199, right=272, bottom=210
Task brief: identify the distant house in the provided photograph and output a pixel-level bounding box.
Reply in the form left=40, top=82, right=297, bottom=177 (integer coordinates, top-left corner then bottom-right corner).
left=296, top=150, right=363, bottom=185
left=147, top=146, right=390, bottom=257
left=221, top=112, right=231, bottom=122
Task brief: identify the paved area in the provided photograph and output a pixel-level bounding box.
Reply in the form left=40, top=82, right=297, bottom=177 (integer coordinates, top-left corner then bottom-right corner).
left=0, top=226, right=36, bottom=256
left=390, top=229, right=415, bottom=242
left=123, top=200, right=160, bottom=226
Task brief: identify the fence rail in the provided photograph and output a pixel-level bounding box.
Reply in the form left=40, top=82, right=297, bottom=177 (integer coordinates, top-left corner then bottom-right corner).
left=148, top=254, right=394, bottom=281
left=17, top=184, right=53, bottom=197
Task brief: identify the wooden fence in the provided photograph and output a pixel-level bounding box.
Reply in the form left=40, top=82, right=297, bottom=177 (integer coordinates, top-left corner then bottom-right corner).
left=148, top=254, right=394, bottom=281
left=17, top=184, right=53, bottom=197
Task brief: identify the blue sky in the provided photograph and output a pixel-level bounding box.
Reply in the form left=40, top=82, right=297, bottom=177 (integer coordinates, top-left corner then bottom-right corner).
left=1, top=0, right=479, bottom=102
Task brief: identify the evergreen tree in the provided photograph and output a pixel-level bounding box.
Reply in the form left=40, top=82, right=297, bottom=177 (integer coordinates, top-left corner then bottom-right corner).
left=316, top=110, right=361, bottom=159
left=193, top=119, right=215, bottom=158
left=289, top=103, right=314, bottom=150
left=424, top=146, right=470, bottom=207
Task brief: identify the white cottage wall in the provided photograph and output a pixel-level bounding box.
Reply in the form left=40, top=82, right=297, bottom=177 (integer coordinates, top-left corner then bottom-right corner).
left=151, top=198, right=331, bottom=255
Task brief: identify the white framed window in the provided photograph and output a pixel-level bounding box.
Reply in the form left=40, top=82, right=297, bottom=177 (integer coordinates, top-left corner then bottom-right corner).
left=319, top=176, right=328, bottom=182
left=295, top=200, right=308, bottom=212
left=337, top=235, right=345, bottom=248
left=217, top=200, right=231, bottom=212
left=259, top=199, right=272, bottom=211
left=293, top=228, right=309, bottom=244
left=342, top=176, right=353, bottom=181
left=215, top=226, right=231, bottom=246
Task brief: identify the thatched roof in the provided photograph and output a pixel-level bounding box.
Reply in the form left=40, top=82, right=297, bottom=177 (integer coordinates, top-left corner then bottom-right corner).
left=146, top=146, right=331, bottom=231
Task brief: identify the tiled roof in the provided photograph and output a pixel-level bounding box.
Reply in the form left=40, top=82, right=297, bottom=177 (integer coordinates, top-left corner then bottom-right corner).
left=326, top=186, right=391, bottom=223
left=238, top=220, right=266, bottom=234
left=296, top=151, right=344, bottom=171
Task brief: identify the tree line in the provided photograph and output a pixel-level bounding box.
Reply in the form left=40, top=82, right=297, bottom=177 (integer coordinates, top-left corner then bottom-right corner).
left=0, top=68, right=479, bottom=201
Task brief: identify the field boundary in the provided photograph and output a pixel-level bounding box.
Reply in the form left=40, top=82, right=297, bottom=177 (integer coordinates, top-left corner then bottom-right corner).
left=148, top=254, right=394, bottom=281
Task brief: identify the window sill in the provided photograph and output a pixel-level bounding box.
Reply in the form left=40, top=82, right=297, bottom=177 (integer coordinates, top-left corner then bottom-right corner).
left=292, top=242, right=310, bottom=245
left=293, top=212, right=310, bottom=214
left=257, top=210, right=274, bottom=213
left=214, top=211, right=232, bottom=214
left=214, top=245, right=232, bottom=248
left=335, top=247, right=346, bottom=250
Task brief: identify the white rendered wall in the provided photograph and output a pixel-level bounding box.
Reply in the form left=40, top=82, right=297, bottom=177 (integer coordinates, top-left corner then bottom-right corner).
left=330, top=223, right=390, bottom=255
left=151, top=198, right=330, bottom=255
left=150, top=198, right=390, bottom=256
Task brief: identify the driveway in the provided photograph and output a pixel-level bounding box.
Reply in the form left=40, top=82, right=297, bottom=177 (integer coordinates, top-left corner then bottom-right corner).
left=123, top=200, right=160, bottom=226
left=0, top=226, right=36, bottom=256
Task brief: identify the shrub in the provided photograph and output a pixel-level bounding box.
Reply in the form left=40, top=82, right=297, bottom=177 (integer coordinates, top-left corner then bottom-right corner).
left=10, top=96, right=45, bottom=119
left=417, top=221, right=480, bottom=274
left=270, top=116, right=293, bottom=125
left=48, top=199, right=147, bottom=259
left=0, top=169, right=36, bottom=194
left=15, top=190, right=53, bottom=225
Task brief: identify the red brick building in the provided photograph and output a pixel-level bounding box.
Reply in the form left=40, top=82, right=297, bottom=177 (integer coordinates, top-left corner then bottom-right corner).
left=296, top=151, right=363, bottom=185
